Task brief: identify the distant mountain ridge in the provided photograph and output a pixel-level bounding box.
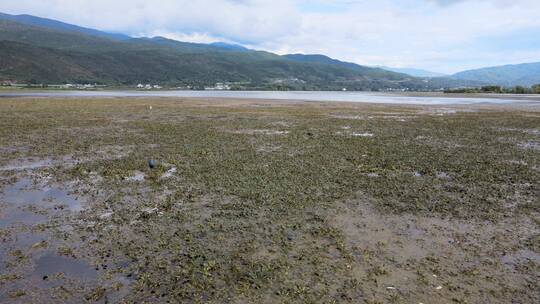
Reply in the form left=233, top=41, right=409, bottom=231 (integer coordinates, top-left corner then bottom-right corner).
left=0, top=12, right=131, bottom=41
left=0, top=12, right=497, bottom=90
left=284, top=54, right=378, bottom=72
left=377, top=66, right=447, bottom=78
left=451, top=62, right=540, bottom=87
left=0, top=14, right=437, bottom=90
left=209, top=42, right=250, bottom=51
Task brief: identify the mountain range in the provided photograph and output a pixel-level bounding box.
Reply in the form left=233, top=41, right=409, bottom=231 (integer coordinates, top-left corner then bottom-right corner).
left=377, top=67, right=447, bottom=78
left=0, top=12, right=537, bottom=90
left=0, top=12, right=131, bottom=41
left=451, top=62, right=540, bottom=87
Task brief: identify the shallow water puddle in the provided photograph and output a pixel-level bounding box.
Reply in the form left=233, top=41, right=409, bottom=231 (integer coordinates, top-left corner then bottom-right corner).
left=0, top=251, right=100, bottom=302
left=33, top=253, right=98, bottom=280
left=0, top=177, right=85, bottom=273
left=0, top=159, right=55, bottom=171
left=0, top=230, right=49, bottom=271
left=501, top=249, right=540, bottom=268
left=0, top=155, right=79, bottom=172
left=0, top=209, right=47, bottom=228
left=0, top=176, right=99, bottom=301
left=1, top=177, right=83, bottom=212
left=0, top=176, right=85, bottom=262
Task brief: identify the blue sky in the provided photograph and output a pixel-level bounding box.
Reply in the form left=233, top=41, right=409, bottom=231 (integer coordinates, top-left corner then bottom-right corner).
left=2, top=0, right=539, bottom=74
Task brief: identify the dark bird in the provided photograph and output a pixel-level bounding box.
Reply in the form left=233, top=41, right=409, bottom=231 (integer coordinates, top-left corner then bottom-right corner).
left=148, top=159, right=157, bottom=169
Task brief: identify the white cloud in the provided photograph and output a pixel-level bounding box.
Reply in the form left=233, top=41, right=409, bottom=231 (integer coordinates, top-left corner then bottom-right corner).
left=2, top=0, right=539, bottom=73
left=140, top=32, right=228, bottom=44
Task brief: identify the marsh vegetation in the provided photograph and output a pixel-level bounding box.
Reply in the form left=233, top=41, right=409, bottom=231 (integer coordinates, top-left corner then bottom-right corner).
left=0, top=98, right=538, bottom=303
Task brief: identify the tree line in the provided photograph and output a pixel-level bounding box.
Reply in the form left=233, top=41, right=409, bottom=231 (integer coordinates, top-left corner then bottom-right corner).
left=445, top=84, right=540, bottom=94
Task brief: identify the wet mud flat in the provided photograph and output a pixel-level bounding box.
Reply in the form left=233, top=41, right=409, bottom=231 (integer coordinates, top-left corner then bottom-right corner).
left=0, top=97, right=539, bottom=303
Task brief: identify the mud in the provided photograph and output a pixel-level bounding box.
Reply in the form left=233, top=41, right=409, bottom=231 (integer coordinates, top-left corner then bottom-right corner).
left=0, top=98, right=538, bottom=303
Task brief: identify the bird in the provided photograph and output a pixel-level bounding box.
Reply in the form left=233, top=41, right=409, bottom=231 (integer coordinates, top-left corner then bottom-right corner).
left=148, top=159, right=157, bottom=169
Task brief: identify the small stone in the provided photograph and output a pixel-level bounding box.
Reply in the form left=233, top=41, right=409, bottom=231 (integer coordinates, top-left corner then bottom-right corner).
left=99, top=212, right=114, bottom=219
left=161, top=167, right=177, bottom=179
left=352, top=132, right=374, bottom=137
left=31, top=240, right=48, bottom=250
left=141, top=207, right=159, bottom=215
left=287, top=232, right=295, bottom=241
left=436, top=172, right=451, bottom=180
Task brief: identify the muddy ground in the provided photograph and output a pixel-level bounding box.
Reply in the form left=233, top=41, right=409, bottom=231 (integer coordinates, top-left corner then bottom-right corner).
left=0, top=97, right=538, bottom=303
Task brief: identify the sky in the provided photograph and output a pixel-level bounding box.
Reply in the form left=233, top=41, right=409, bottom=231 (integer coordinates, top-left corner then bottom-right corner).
left=2, top=0, right=539, bottom=74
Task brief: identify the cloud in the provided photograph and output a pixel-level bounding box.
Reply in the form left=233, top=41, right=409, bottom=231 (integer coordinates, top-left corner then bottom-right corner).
left=2, top=0, right=539, bottom=73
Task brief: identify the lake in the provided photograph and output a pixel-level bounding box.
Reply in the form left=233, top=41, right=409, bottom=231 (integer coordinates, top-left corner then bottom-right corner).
left=1, top=90, right=539, bottom=105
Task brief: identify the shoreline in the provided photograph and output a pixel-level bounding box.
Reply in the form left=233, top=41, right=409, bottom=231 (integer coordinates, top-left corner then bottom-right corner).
left=1, top=90, right=540, bottom=105
left=1, top=96, right=539, bottom=112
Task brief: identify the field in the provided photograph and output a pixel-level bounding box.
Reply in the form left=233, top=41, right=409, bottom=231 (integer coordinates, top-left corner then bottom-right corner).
left=0, top=97, right=539, bottom=303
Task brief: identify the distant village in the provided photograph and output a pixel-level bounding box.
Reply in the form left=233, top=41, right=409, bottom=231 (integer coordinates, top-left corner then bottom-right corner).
left=1, top=80, right=445, bottom=92
left=1, top=81, right=233, bottom=91
left=136, top=82, right=234, bottom=90
left=0, top=82, right=107, bottom=89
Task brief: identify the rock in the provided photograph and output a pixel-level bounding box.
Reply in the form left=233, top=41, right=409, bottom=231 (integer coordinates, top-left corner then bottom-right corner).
left=126, top=171, right=145, bottom=182
left=436, top=172, right=451, bottom=180
left=352, top=132, right=374, bottom=137
left=31, top=240, right=48, bottom=250
left=161, top=167, right=177, bottom=179
left=99, top=212, right=114, bottom=220
left=286, top=232, right=295, bottom=241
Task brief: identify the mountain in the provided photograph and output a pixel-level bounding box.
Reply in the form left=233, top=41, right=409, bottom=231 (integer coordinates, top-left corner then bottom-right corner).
left=283, top=54, right=486, bottom=88
left=452, top=62, right=540, bottom=87
left=0, top=19, right=133, bottom=52
left=284, top=54, right=411, bottom=79
left=284, top=54, right=372, bottom=72
left=0, top=13, right=479, bottom=90
left=0, top=12, right=131, bottom=41
left=209, top=42, right=250, bottom=52
left=378, top=66, right=446, bottom=78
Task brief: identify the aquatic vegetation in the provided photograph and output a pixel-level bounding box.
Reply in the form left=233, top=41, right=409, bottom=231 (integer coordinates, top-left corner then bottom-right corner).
left=0, top=98, right=538, bottom=303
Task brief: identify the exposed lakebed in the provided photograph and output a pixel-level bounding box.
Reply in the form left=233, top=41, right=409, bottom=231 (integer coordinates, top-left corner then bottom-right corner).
left=0, top=97, right=538, bottom=303
left=2, top=90, right=540, bottom=105
left=0, top=170, right=121, bottom=302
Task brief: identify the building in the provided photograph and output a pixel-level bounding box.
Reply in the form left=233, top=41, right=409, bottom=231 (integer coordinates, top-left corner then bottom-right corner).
left=205, top=83, right=231, bottom=90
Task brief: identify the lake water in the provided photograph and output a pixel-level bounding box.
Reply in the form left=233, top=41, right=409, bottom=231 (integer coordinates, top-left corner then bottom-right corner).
left=1, top=90, right=539, bottom=105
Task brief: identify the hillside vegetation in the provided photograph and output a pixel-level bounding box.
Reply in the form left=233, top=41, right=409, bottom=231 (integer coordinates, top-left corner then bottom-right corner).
left=452, top=62, right=540, bottom=87
left=0, top=15, right=475, bottom=90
